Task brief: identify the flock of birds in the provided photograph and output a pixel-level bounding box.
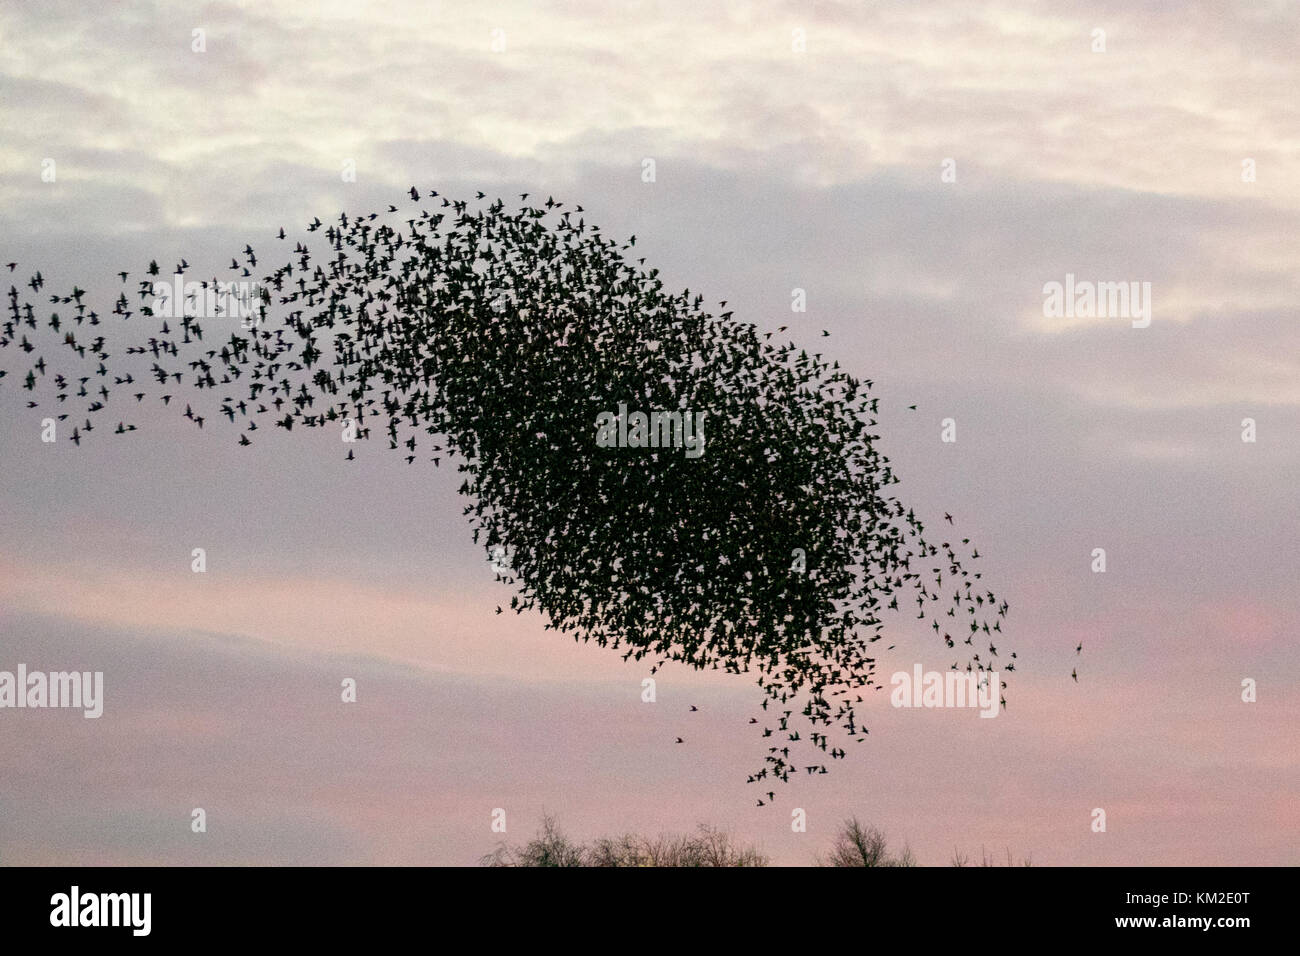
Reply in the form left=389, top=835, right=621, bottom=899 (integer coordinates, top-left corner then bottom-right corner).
left=1, top=187, right=1014, bottom=789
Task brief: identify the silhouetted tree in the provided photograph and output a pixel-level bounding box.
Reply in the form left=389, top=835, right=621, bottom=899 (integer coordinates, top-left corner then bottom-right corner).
left=482, top=817, right=768, bottom=867
left=818, top=817, right=917, bottom=867
left=950, top=845, right=1033, bottom=867
left=480, top=814, right=585, bottom=867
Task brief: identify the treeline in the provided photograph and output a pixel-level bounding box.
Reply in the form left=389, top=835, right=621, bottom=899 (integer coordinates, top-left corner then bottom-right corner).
left=481, top=815, right=1031, bottom=867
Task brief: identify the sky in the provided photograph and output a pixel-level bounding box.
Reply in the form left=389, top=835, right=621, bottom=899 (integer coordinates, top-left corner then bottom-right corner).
left=1, top=0, right=1297, bottom=865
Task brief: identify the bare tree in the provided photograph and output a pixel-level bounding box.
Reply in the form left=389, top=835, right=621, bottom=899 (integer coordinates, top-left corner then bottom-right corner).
left=485, top=817, right=768, bottom=867
left=687, top=824, right=769, bottom=867
left=819, top=817, right=917, bottom=867
left=480, top=814, right=586, bottom=867
left=950, top=844, right=1032, bottom=867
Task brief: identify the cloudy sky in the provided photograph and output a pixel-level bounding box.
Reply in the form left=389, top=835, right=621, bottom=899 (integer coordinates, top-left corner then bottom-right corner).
left=1, top=0, right=1297, bottom=865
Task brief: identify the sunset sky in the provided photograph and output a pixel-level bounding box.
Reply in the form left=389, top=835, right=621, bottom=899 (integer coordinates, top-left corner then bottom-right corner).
left=1, top=0, right=1297, bottom=865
